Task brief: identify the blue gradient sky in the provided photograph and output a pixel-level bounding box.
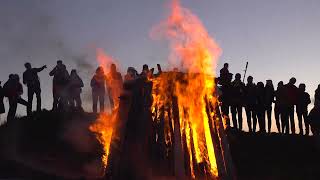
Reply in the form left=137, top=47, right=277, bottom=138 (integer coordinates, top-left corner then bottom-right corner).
left=0, top=0, right=319, bottom=123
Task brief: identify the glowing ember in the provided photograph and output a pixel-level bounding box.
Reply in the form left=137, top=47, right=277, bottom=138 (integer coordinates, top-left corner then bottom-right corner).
left=151, top=0, right=221, bottom=178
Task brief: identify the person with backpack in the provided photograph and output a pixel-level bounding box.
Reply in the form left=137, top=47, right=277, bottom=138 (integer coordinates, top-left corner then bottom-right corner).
left=3, top=74, right=28, bottom=122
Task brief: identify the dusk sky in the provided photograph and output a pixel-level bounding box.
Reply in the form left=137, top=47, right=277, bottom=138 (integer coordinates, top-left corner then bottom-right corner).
left=0, top=0, right=320, bottom=124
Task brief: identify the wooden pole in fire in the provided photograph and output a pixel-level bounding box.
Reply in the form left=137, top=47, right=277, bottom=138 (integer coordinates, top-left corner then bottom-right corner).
left=214, top=103, right=237, bottom=180
left=172, top=96, right=187, bottom=179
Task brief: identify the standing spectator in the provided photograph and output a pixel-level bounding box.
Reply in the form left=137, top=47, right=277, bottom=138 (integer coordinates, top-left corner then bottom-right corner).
left=3, top=74, right=28, bottom=122
left=91, top=67, right=107, bottom=113
left=140, top=64, right=150, bottom=79
left=265, top=80, right=275, bottom=133
left=0, top=81, right=5, bottom=115
left=220, top=63, right=230, bottom=86
left=125, top=67, right=138, bottom=82
left=49, top=60, right=70, bottom=111
left=274, top=81, right=285, bottom=133
left=308, top=100, right=320, bottom=136
left=23, top=62, right=47, bottom=115
left=244, top=76, right=257, bottom=132
left=284, top=77, right=298, bottom=134
left=107, top=64, right=123, bottom=109
left=256, top=82, right=266, bottom=133
left=315, top=84, right=320, bottom=105
left=69, top=69, right=84, bottom=110
left=296, top=84, right=311, bottom=135
left=230, top=73, right=245, bottom=130
left=219, top=65, right=233, bottom=127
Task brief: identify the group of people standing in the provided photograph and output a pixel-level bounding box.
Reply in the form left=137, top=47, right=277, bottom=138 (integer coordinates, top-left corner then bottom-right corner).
left=0, top=60, right=125, bottom=122
left=0, top=60, right=85, bottom=122
left=218, top=63, right=319, bottom=135
left=0, top=60, right=319, bottom=136
left=49, top=60, right=84, bottom=111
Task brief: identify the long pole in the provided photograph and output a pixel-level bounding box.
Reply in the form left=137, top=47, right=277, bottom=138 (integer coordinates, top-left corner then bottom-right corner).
left=242, top=62, right=248, bottom=83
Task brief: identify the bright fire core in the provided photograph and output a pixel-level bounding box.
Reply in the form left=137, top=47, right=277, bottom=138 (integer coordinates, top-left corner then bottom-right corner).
left=151, top=0, right=222, bottom=178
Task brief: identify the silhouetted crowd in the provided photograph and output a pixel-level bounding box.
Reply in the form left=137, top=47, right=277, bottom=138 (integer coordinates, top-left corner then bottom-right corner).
left=0, top=60, right=125, bottom=122
left=218, top=63, right=320, bottom=135
left=0, top=61, right=319, bottom=135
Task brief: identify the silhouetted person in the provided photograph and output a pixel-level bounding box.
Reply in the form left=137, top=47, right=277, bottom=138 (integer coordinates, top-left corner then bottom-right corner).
left=69, top=69, right=84, bottom=110
left=230, top=73, right=245, bottom=130
left=91, top=67, right=107, bottom=113
left=49, top=60, right=70, bottom=111
left=315, top=84, right=320, bottom=105
left=308, top=100, right=320, bottom=135
left=256, top=82, right=266, bottom=133
left=125, top=67, right=138, bottom=82
left=3, top=74, right=28, bottom=122
left=0, top=81, right=5, bottom=115
left=220, top=63, right=229, bottom=85
left=219, top=69, right=233, bottom=127
left=155, top=64, right=162, bottom=77
left=284, top=77, right=298, bottom=134
left=296, top=84, right=311, bottom=135
left=23, top=62, right=47, bottom=115
left=140, top=64, right=150, bottom=78
left=244, top=76, right=257, bottom=132
left=107, top=64, right=123, bottom=109
left=265, top=80, right=275, bottom=133
left=274, top=81, right=285, bottom=133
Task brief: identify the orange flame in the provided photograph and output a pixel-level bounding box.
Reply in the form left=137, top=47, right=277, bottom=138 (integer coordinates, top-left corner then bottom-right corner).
left=151, top=0, right=221, bottom=178
left=89, top=112, right=117, bottom=168
left=89, top=49, right=122, bottom=171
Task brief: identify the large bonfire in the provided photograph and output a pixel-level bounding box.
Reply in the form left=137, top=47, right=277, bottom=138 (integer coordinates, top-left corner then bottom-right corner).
left=90, top=0, right=223, bottom=179
left=151, top=0, right=222, bottom=178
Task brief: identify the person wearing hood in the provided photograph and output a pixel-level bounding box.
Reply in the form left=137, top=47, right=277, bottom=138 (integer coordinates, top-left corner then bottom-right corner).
left=69, top=69, right=84, bottom=110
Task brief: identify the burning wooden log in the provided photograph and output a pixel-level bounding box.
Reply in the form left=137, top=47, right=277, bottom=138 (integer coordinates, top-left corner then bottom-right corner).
left=99, top=71, right=236, bottom=180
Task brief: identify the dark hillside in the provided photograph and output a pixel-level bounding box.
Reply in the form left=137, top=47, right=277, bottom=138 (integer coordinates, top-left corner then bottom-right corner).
left=0, top=111, right=319, bottom=180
